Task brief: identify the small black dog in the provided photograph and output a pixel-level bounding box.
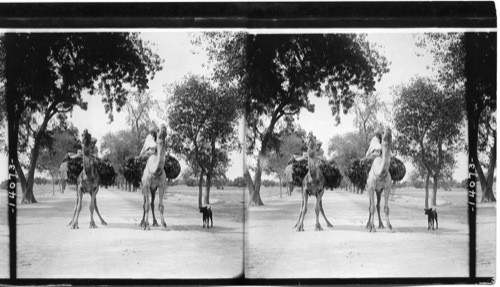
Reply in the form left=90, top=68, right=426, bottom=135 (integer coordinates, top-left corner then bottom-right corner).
left=200, top=206, right=213, bottom=229
left=424, top=208, right=438, bottom=230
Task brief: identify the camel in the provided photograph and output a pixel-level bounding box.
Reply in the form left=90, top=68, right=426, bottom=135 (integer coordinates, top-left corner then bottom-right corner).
left=140, top=124, right=168, bottom=230
left=366, top=127, right=393, bottom=232
left=295, top=132, right=333, bottom=232
left=69, top=130, right=107, bottom=229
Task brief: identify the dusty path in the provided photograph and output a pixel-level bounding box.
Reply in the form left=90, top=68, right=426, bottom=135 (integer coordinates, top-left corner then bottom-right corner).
left=245, top=188, right=472, bottom=278
left=17, top=186, right=244, bottom=279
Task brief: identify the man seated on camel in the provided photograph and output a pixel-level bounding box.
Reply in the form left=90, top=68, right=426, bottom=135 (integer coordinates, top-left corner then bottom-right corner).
left=137, top=124, right=159, bottom=162
left=364, top=127, right=383, bottom=160
left=293, top=137, right=324, bottom=162
left=68, top=129, right=98, bottom=160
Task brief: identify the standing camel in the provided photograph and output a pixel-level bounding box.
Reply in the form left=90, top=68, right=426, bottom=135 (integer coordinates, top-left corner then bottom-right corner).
left=140, top=124, right=168, bottom=230
left=366, top=127, right=393, bottom=232
left=69, top=130, right=107, bottom=229
left=295, top=132, right=333, bottom=232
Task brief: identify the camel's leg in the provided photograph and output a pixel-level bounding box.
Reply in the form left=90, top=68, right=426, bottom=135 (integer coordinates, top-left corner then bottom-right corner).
left=383, top=184, right=392, bottom=230
left=319, top=196, right=333, bottom=228
left=366, top=205, right=372, bottom=229
left=294, top=188, right=305, bottom=228
left=140, top=194, right=146, bottom=228
left=71, top=190, right=83, bottom=229
left=151, top=188, right=158, bottom=227
left=140, top=184, right=148, bottom=228
left=367, top=189, right=376, bottom=232
left=142, top=189, right=151, bottom=231
left=314, top=192, right=323, bottom=231
left=93, top=195, right=107, bottom=226
left=158, top=184, right=167, bottom=229
left=69, top=184, right=79, bottom=226
left=89, top=192, right=98, bottom=229
left=376, top=190, right=385, bottom=229
left=296, top=192, right=309, bottom=232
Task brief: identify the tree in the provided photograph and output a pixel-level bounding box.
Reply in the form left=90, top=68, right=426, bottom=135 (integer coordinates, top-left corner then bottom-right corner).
left=393, top=77, right=464, bottom=208
left=199, top=32, right=389, bottom=205
left=100, top=129, right=139, bottom=190
left=167, top=75, right=239, bottom=207
left=4, top=32, right=162, bottom=203
left=464, top=33, right=496, bottom=202
left=352, top=92, right=387, bottom=147
left=37, top=125, right=80, bottom=194
left=418, top=32, right=496, bottom=202
left=264, top=121, right=307, bottom=196
left=328, top=131, right=366, bottom=192
left=125, top=90, right=158, bottom=155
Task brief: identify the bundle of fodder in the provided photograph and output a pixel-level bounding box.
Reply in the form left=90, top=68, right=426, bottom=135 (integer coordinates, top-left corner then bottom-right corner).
left=290, top=158, right=342, bottom=190
left=97, top=159, right=116, bottom=187
left=122, top=156, right=144, bottom=188
left=164, top=154, right=181, bottom=180
left=67, top=157, right=83, bottom=184
left=66, top=157, right=116, bottom=186
left=122, top=155, right=181, bottom=188
left=319, top=159, right=343, bottom=190
left=290, top=159, right=308, bottom=186
left=389, top=156, right=406, bottom=182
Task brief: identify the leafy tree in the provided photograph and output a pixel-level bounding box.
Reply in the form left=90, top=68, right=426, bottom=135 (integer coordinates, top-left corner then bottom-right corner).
left=393, top=77, right=464, bottom=208
left=125, top=90, right=158, bottom=155
left=100, top=129, right=139, bottom=190
left=263, top=120, right=306, bottom=196
left=4, top=32, right=162, bottom=203
left=167, top=75, right=240, bottom=207
left=418, top=32, right=496, bottom=202
left=37, top=125, right=80, bottom=194
left=352, top=92, right=387, bottom=147
left=328, top=131, right=366, bottom=177
left=199, top=32, right=389, bottom=205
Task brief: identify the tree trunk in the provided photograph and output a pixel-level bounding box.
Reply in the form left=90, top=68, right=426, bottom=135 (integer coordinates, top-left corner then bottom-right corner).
left=432, top=175, right=438, bottom=207
left=198, top=168, right=205, bottom=208
left=204, top=173, right=211, bottom=205
left=22, top=133, right=46, bottom=203
left=244, top=165, right=263, bottom=206
left=247, top=156, right=264, bottom=206
left=482, top=133, right=496, bottom=202
left=424, top=171, right=431, bottom=209
left=22, top=103, right=55, bottom=203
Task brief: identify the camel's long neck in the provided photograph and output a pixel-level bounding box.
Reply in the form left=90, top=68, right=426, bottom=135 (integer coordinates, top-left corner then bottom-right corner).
left=153, top=137, right=166, bottom=174
left=307, top=148, right=319, bottom=176
left=381, top=137, right=392, bottom=173
left=82, top=145, right=95, bottom=178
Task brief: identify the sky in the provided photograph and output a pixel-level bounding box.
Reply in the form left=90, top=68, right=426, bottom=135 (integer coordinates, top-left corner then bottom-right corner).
left=0, top=30, right=469, bottom=182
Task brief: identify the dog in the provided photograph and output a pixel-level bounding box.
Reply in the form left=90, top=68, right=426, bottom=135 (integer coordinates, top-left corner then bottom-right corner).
left=424, top=208, right=438, bottom=230
left=199, top=206, right=213, bottom=229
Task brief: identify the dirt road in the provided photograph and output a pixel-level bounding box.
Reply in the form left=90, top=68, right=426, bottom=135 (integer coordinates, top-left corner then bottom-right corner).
left=245, top=187, right=483, bottom=279
left=17, top=186, right=244, bottom=279
left=13, top=184, right=496, bottom=280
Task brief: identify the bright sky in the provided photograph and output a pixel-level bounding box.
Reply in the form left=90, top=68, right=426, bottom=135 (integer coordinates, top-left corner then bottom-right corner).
left=0, top=30, right=469, bottom=182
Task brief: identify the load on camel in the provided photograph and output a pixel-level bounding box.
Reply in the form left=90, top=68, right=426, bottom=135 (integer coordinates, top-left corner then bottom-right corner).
left=290, top=132, right=343, bottom=232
